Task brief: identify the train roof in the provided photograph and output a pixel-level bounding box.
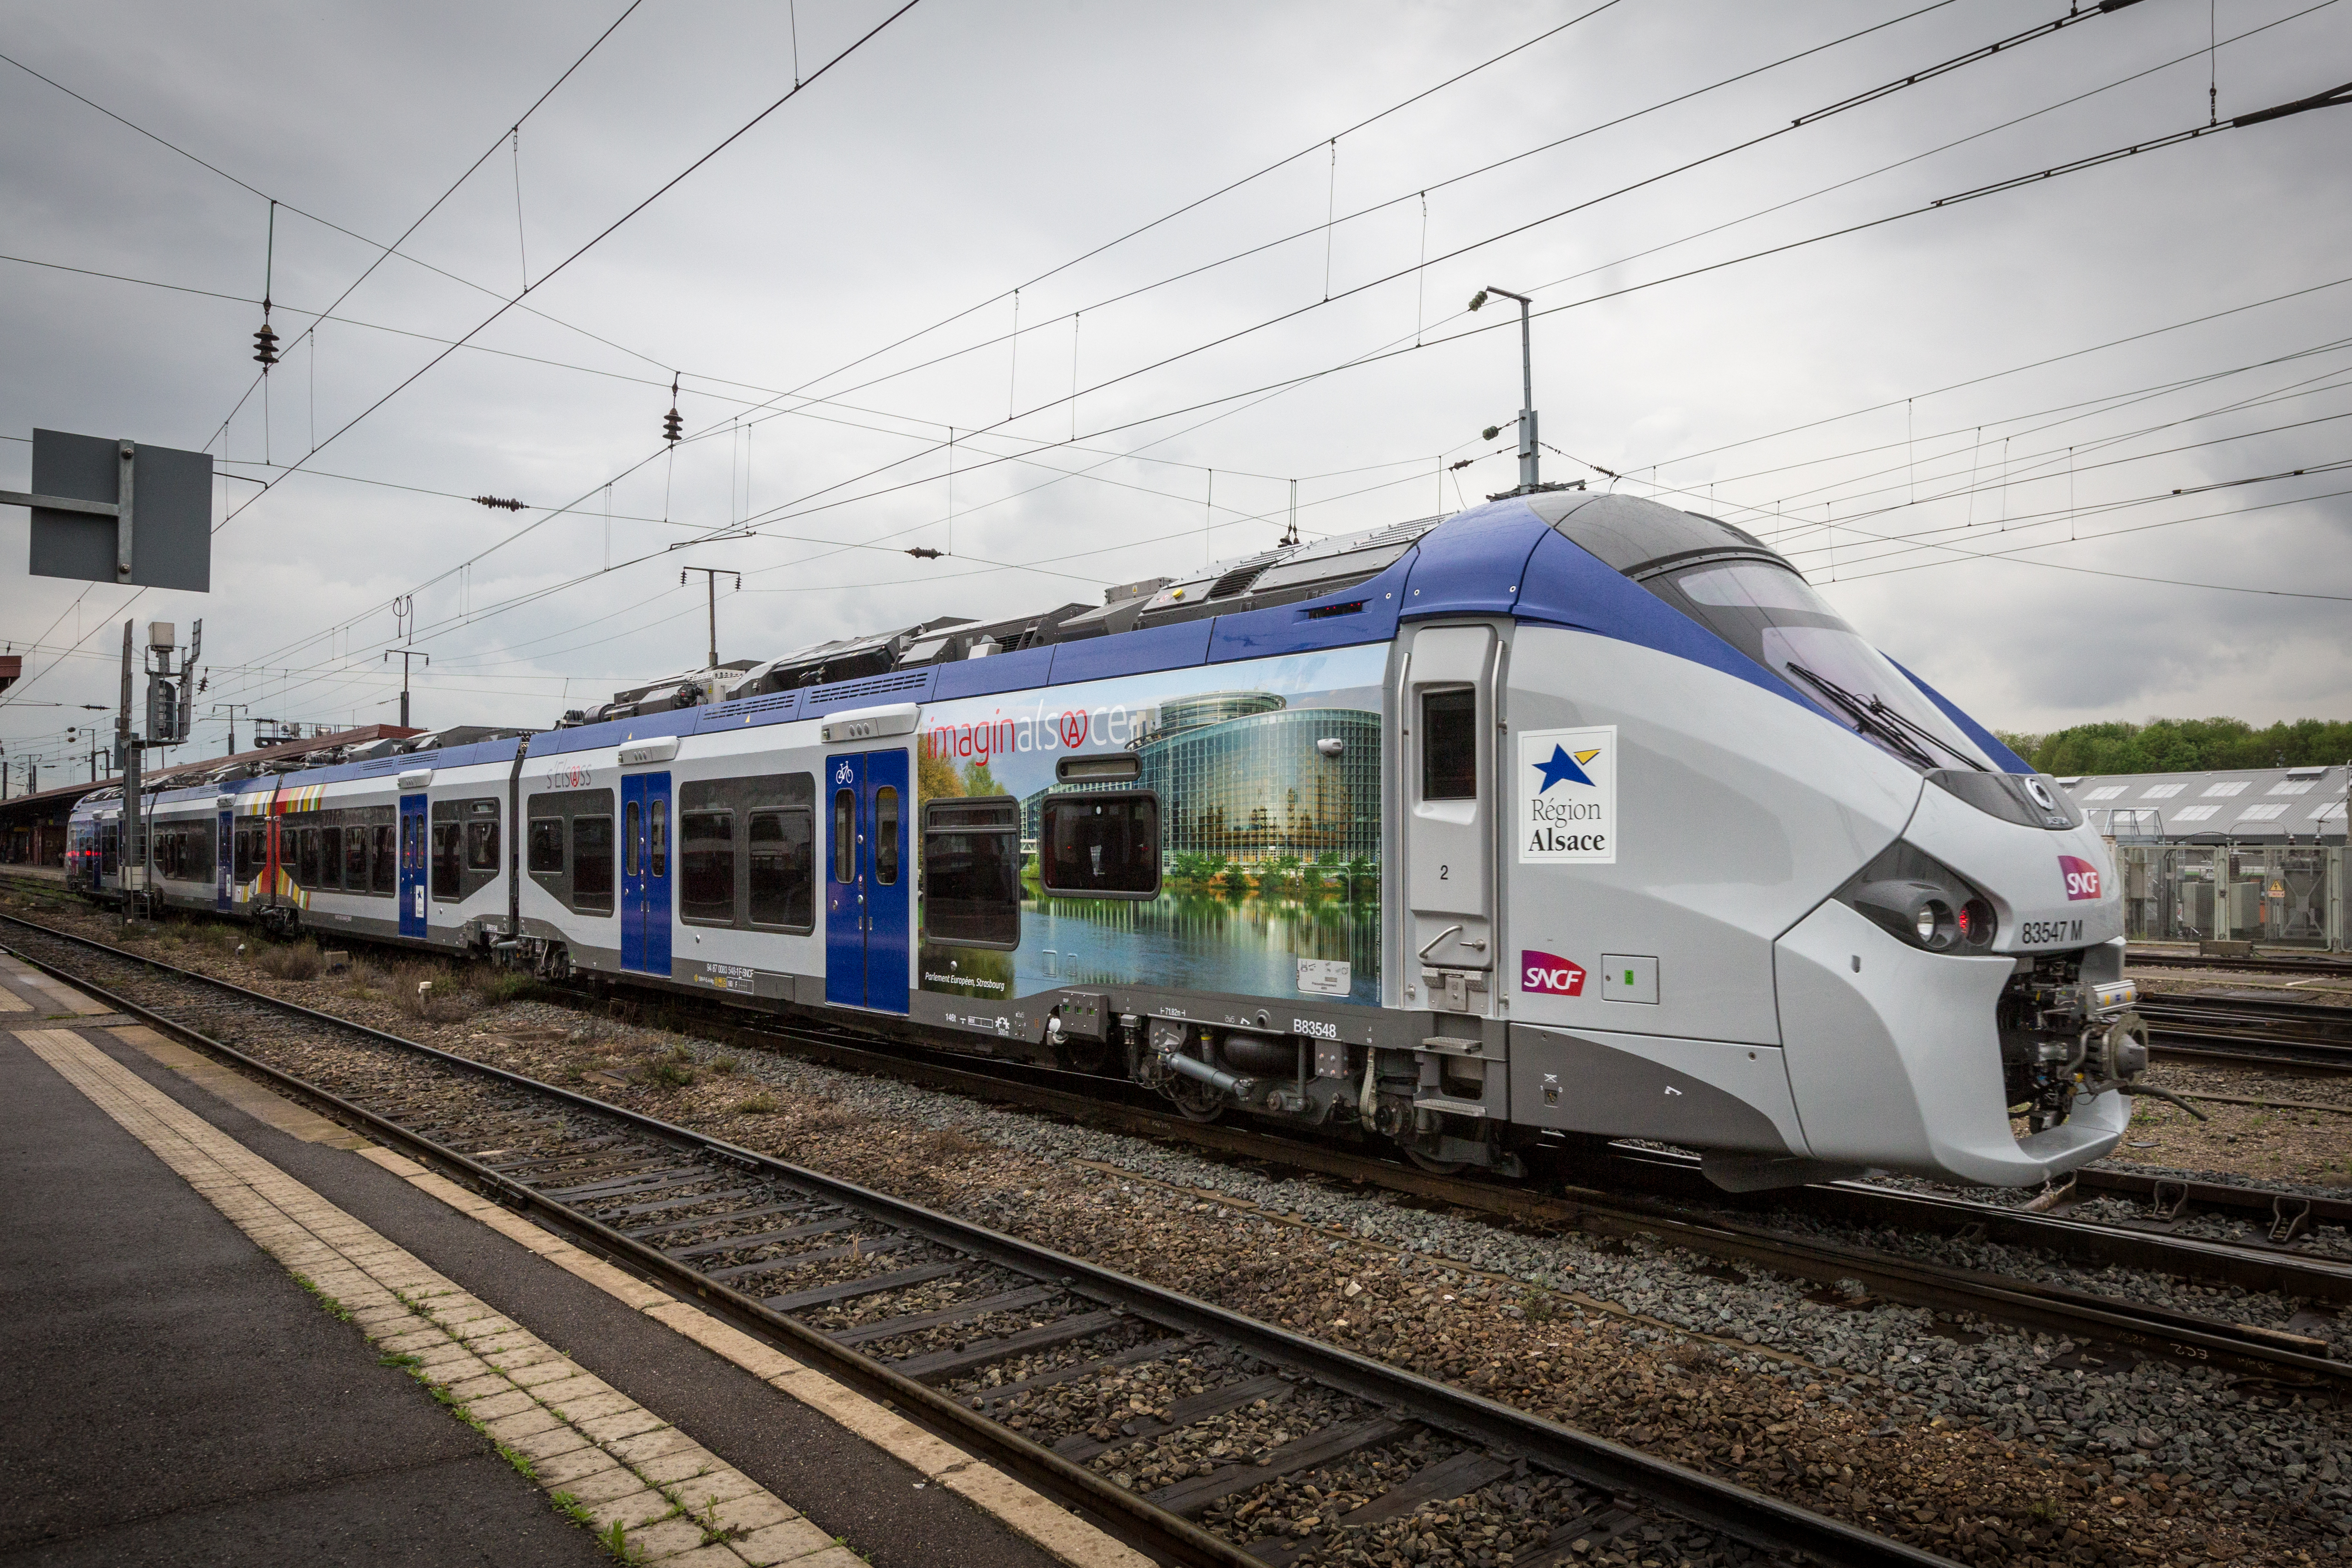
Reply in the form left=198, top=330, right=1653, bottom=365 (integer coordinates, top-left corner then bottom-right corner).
left=80, top=491, right=1838, bottom=804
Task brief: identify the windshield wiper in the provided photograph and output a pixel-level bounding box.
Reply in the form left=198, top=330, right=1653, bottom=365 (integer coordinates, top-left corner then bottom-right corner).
left=1782, top=662, right=1937, bottom=771
left=1861, top=693, right=1988, bottom=772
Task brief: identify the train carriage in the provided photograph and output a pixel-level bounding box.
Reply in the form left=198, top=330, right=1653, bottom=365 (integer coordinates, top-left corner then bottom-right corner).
left=71, top=490, right=2145, bottom=1189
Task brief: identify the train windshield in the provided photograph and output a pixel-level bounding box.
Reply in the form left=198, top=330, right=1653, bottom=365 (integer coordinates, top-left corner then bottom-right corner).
left=1658, top=560, right=1991, bottom=772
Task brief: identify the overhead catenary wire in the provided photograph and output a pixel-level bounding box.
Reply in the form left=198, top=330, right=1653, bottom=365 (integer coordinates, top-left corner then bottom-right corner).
left=109, top=0, right=2185, bottom=704
left=133, top=3, right=2352, bottom=728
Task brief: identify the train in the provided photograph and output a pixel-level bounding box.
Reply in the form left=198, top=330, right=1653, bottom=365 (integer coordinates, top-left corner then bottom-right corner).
left=68, top=489, right=2148, bottom=1190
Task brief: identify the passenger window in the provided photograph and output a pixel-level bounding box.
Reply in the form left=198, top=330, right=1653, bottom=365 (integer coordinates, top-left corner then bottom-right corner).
left=873, top=787, right=900, bottom=885
left=833, top=790, right=855, bottom=884
left=373, top=825, right=396, bottom=892
left=233, top=828, right=252, bottom=882
left=572, top=817, right=615, bottom=912
left=320, top=827, right=343, bottom=888
left=1041, top=793, right=1159, bottom=896
left=624, top=802, right=642, bottom=878
left=680, top=810, right=734, bottom=923
left=298, top=827, right=321, bottom=887
left=921, top=797, right=1020, bottom=948
left=528, top=819, right=563, bottom=874
left=748, top=809, right=813, bottom=929
left=1421, top=689, right=1478, bottom=800
left=466, top=818, right=500, bottom=872
left=431, top=822, right=462, bottom=900
left=345, top=827, right=368, bottom=888
left=649, top=799, right=667, bottom=879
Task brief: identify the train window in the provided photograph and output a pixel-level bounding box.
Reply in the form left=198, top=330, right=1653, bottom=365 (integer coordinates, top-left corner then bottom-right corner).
left=833, top=790, right=855, bottom=884
left=624, top=802, right=641, bottom=878
left=465, top=819, right=499, bottom=872
left=431, top=823, right=462, bottom=900
left=320, top=827, right=343, bottom=889
left=748, top=809, right=814, bottom=929
left=101, top=824, right=118, bottom=876
left=572, top=817, right=615, bottom=913
left=872, top=787, right=900, bottom=885
left=345, top=827, right=368, bottom=888
left=528, top=818, right=563, bottom=875
left=233, top=828, right=252, bottom=882
left=680, top=811, right=734, bottom=923
left=921, top=797, right=1020, bottom=948
left=1655, top=558, right=1988, bottom=771
left=1421, top=689, right=1478, bottom=800
left=1040, top=792, right=1159, bottom=897
left=649, top=799, right=667, bottom=879
left=373, top=825, right=396, bottom=893
left=298, top=828, right=321, bottom=888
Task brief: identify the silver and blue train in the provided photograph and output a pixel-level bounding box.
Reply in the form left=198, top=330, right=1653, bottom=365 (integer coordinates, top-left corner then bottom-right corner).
left=69, top=491, right=2148, bottom=1189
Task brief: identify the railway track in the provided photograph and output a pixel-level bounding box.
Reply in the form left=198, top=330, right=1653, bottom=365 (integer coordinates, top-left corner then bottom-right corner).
left=0, top=914, right=1955, bottom=1568
left=2128, top=947, right=2352, bottom=979
left=2139, top=991, right=2352, bottom=1072
left=12, top=908, right=2351, bottom=1397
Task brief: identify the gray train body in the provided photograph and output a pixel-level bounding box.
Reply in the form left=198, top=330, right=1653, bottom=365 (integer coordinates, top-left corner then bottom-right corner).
left=70, top=492, right=2144, bottom=1188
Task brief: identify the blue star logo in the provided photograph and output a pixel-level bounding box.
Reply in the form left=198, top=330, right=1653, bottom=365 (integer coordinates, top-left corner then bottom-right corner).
left=1534, top=744, right=1601, bottom=792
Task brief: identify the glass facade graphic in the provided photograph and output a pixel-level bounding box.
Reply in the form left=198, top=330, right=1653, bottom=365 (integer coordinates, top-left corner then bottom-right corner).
left=1021, top=694, right=1380, bottom=866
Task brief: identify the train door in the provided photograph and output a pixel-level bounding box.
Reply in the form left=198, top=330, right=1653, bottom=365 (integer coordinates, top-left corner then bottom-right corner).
left=620, top=771, right=673, bottom=975
left=1403, top=623, right=1499, bottom=1014
left=215, top=804, right=233, bottom=912
left=398, top=794, right=428, bottom=938
left=823, top=749, right=909, bottom=1013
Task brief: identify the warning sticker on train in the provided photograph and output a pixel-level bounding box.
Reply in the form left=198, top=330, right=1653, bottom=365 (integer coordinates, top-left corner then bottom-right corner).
left=1518, top=725, right=1616, bottom=864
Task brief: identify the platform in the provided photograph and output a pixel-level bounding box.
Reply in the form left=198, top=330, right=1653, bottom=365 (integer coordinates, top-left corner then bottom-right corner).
left=0, top=957, right=1108, bottom=1568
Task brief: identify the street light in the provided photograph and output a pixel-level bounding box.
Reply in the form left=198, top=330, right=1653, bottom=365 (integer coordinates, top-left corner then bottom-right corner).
left=1468, top=286, right=1539, bottom=493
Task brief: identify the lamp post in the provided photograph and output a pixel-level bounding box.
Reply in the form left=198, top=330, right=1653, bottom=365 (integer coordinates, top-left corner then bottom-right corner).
left=1468, top=285, right=1539, bottom=492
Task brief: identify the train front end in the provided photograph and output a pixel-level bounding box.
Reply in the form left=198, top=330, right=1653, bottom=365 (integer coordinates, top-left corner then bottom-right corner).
left=1499, top=492, right=2142, bottom=1188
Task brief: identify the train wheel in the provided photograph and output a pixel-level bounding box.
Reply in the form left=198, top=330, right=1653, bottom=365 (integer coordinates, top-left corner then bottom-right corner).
left=1405, top=1148, right=1468, bottom=1176
left=1170, top=1077, right=1224, bottom=1123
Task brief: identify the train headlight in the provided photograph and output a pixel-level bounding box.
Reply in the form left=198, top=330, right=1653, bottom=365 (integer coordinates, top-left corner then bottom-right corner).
left=1837, top=841, right=1996, bottom=954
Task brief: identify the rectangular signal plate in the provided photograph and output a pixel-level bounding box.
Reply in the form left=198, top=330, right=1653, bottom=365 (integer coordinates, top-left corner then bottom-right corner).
left=1601, top=955, right=1659, bottom=1005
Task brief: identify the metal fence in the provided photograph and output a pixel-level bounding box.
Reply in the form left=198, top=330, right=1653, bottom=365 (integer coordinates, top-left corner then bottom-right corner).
left=2109, top=842, right=2345, bottom=948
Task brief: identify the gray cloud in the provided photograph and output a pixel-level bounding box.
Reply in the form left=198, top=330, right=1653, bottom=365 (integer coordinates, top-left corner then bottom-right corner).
left=3, top=0, right=2346, bottom=778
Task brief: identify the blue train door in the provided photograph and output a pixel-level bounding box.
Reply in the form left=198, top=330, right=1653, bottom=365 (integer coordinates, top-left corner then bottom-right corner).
left=824, top=750, right=909, bottom=1013
left=398, top=794, right=428, bottom=938
left=215, top=805, right=233, bottom=912
left=621, top=771, right=673, bottom=975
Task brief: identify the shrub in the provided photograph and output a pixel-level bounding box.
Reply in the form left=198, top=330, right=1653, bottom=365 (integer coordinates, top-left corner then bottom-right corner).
left=254, top=940, right=324, bottom=981
left=647, top=1060, right=696, bottom=1089
left=469, top=968, right=540, bottom=1006
left=733, top=1092, right=778, bottom=1115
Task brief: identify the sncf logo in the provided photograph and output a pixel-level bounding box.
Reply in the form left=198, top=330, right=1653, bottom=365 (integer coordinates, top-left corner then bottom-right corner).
left=1521, top=951, right=1587, bottom=996
left=2059, top=854, right=2103, bottom=902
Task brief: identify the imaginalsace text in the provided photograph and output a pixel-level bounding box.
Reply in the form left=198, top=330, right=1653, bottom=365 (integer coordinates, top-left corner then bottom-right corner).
left=927, top=699, right=1158, bottom=764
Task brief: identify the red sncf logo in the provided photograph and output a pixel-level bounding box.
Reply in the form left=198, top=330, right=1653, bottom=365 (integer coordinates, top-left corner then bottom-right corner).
left=1521, top=951, right=1586, bottom=996
left=2059, top=854, right=2102, bottom=902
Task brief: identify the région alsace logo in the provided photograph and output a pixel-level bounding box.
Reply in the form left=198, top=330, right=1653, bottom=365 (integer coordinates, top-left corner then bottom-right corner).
left=1517, top=724, right=1617, bottom=864
left=1521, top=951, right=1587, bottom=996
left=2059, top=854, right=2104, bottom=902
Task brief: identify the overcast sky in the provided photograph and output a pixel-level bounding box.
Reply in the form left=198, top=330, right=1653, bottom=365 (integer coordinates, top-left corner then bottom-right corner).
left=3, top=0, right=2347, bottom=778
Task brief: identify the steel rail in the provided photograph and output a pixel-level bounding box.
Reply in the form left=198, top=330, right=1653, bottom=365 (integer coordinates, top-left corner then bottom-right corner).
left=2129, top=947, right=2352, bottom=978
left=624, top=1001, right=2352, bottom=1340
left=0, top=914, right=1956, bottom=1568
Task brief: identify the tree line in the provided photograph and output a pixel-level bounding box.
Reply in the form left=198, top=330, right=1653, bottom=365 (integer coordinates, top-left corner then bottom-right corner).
left=1994, top=717, right=2352, bottom=778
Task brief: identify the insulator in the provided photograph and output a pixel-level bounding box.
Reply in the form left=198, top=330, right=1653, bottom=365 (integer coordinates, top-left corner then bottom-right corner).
left=662, top=407, right=683, bottom=444
left=471, top=495, right=527, bottom=512
left=252, top=321, right=280, bottom=366
left=904, top=547, right=941, bottom=559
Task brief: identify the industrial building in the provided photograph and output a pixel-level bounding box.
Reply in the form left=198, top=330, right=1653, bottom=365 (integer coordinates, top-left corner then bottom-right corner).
left=2057, top=764, right=2347, bottom=949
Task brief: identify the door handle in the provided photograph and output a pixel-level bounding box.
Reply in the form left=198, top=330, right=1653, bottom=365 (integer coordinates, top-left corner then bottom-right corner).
left=1417, top=924, right=1463, bottom=961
